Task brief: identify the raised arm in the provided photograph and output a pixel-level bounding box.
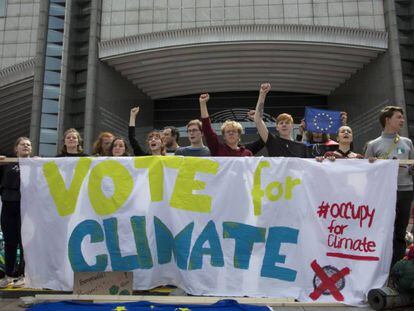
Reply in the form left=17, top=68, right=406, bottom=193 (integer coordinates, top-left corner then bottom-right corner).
left=341, top=112, right=348, bottom=126
left=128, top=107, right=146, bottom=156
left=129, top=107, right=139, bottom=127
left=254, top=83, right=271, bottom=143
left=296, top=119, right=305, bottom=142
left=199, top=93, right=220, bottom=155
left=199, top=93, right=210, bottom=118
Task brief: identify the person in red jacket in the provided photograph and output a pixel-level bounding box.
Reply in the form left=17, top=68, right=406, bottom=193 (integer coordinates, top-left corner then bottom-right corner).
left=199, top=93, right=252, bottom=156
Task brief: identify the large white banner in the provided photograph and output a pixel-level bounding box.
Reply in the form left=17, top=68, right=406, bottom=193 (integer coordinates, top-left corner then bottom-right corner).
left=20, top=157, right=398, bottom=305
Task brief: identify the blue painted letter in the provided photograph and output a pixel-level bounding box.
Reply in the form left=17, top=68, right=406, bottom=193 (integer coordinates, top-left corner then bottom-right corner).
left=189, top=221, right=224, bottom=270
left=223, top=222, right=266, bottom=269
left=68, top=220, right=107, bottom=271
left=130, top=216, right=153, bottom=269
left=103, top=217, right=139, bottom=271
left=261, top=226, right=298, bottom=282
left=154, top=217, right=193, bottom=270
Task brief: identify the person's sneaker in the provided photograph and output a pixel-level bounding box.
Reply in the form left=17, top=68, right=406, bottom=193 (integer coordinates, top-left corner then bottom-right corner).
left=12, top=276, right=25, bottom=288
left=0, top=277, right=13, bottom=288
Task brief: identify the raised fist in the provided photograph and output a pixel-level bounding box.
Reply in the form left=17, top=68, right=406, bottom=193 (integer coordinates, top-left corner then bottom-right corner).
left=260, top=83, right=271, bottom=95
left=247, top=110, right=255, bottom=121
left=130, top=107, right=140, bottom=115
left=199, top=93, right=210, bottom=104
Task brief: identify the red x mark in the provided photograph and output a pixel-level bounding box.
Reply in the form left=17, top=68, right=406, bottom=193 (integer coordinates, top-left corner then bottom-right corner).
left=309, top=259, right=350, bottom=301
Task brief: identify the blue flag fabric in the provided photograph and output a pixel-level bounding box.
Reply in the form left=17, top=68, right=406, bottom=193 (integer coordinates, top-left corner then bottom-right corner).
left=304, top=107, right=342, bottom=134
left=27, top=299, right=271, bottom=311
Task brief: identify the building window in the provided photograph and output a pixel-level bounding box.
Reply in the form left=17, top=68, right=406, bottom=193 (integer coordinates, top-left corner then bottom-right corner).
left=0, top=0, right=6, bottom=17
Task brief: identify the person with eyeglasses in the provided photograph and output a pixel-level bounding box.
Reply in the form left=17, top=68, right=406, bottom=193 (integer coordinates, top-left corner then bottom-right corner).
left=199, top=93, right=253, bottom=156
left=175, top=119, right=210, bottom=156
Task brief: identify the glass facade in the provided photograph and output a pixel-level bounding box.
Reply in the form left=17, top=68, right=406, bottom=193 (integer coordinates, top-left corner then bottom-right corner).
left=39, top=0, right=66, bottom=156
left=0, top=0, right=6, bottom=17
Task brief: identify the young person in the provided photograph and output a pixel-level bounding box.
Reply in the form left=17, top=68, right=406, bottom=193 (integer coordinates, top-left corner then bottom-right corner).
left=175, top=119, right=210, bottom=156
left=254, top=83, right=307, bottom=157
left=199, top=93, right=252, bottom=156
left=297, top=113, right=347, bottom=157
left=92, top=132, right=115, bottom=156
left=110, top=137, right=130, bottom=157
left=0, top=137, right=32, bottom=288
left=317, top=126, right=363, bottom=160
left=57, top=128, right=88, bottom=157
left=129, top=107, right=166, bottom=156
left=163, top=126, right=180, bottom=155
left=365, top=106, right=414, bottom=266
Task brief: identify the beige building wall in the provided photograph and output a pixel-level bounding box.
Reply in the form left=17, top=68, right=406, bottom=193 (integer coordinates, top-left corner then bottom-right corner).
left=101, top=0, right=385, bottom=41
left=0, top=0, right=40, bottom=69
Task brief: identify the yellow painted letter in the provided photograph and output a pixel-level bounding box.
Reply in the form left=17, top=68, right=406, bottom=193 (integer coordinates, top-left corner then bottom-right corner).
left=284, top=176, right=301, bottom=200
left=251, top=161, right=270, bottom=216
left=169, top=158, right=219, bottom=213
left=43, top=158, right=92, bottom=216
left=88, top=160, right=133, bottom=215
left=134, top=157, right=164, bottom=202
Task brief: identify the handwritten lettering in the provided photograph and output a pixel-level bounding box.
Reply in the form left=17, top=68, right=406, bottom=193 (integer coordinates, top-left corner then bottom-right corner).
left=317, top=201, right=375, bottom=228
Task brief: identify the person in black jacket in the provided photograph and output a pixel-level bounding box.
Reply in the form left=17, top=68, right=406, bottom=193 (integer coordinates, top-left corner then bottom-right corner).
left=56, top=128, right=88, bottom=157
left=129, top=107, right=166, bottom=156
left=0, top=137, right=32, bottom=288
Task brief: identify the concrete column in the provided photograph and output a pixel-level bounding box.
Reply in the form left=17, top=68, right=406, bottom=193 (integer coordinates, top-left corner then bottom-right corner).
left=83, top=0, right=101, bottom=153
left=29, top=0, right=49, bottom=155
left=384, top=0, right=408, bottom=136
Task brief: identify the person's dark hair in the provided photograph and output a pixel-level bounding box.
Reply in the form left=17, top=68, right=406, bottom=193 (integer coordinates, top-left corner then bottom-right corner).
left=164, top=126, right=180, bottom=141
left=379, top=106, right=404, bottom=128
left=305, top=132, right=330, bottom=144
left=147, top=130, right=166, bottom=155
left=110, top=137, right=130, bottom=156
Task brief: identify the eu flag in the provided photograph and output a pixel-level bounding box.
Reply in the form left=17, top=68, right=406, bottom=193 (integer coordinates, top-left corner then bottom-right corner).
left=304, top=107, right=342, bottom=134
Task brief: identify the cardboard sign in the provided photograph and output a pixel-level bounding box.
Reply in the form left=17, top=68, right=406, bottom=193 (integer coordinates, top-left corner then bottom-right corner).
left=73, top=271, right=133, bottom=295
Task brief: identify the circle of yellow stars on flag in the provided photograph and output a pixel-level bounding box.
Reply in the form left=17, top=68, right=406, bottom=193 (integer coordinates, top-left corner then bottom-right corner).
left=312, top=112, right=334, bottom=132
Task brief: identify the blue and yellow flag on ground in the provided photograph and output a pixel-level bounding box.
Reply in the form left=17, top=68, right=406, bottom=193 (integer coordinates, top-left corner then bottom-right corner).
left=27, top=299, right=270, bottom=311
left=304, top=107, right=342, bottom=134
